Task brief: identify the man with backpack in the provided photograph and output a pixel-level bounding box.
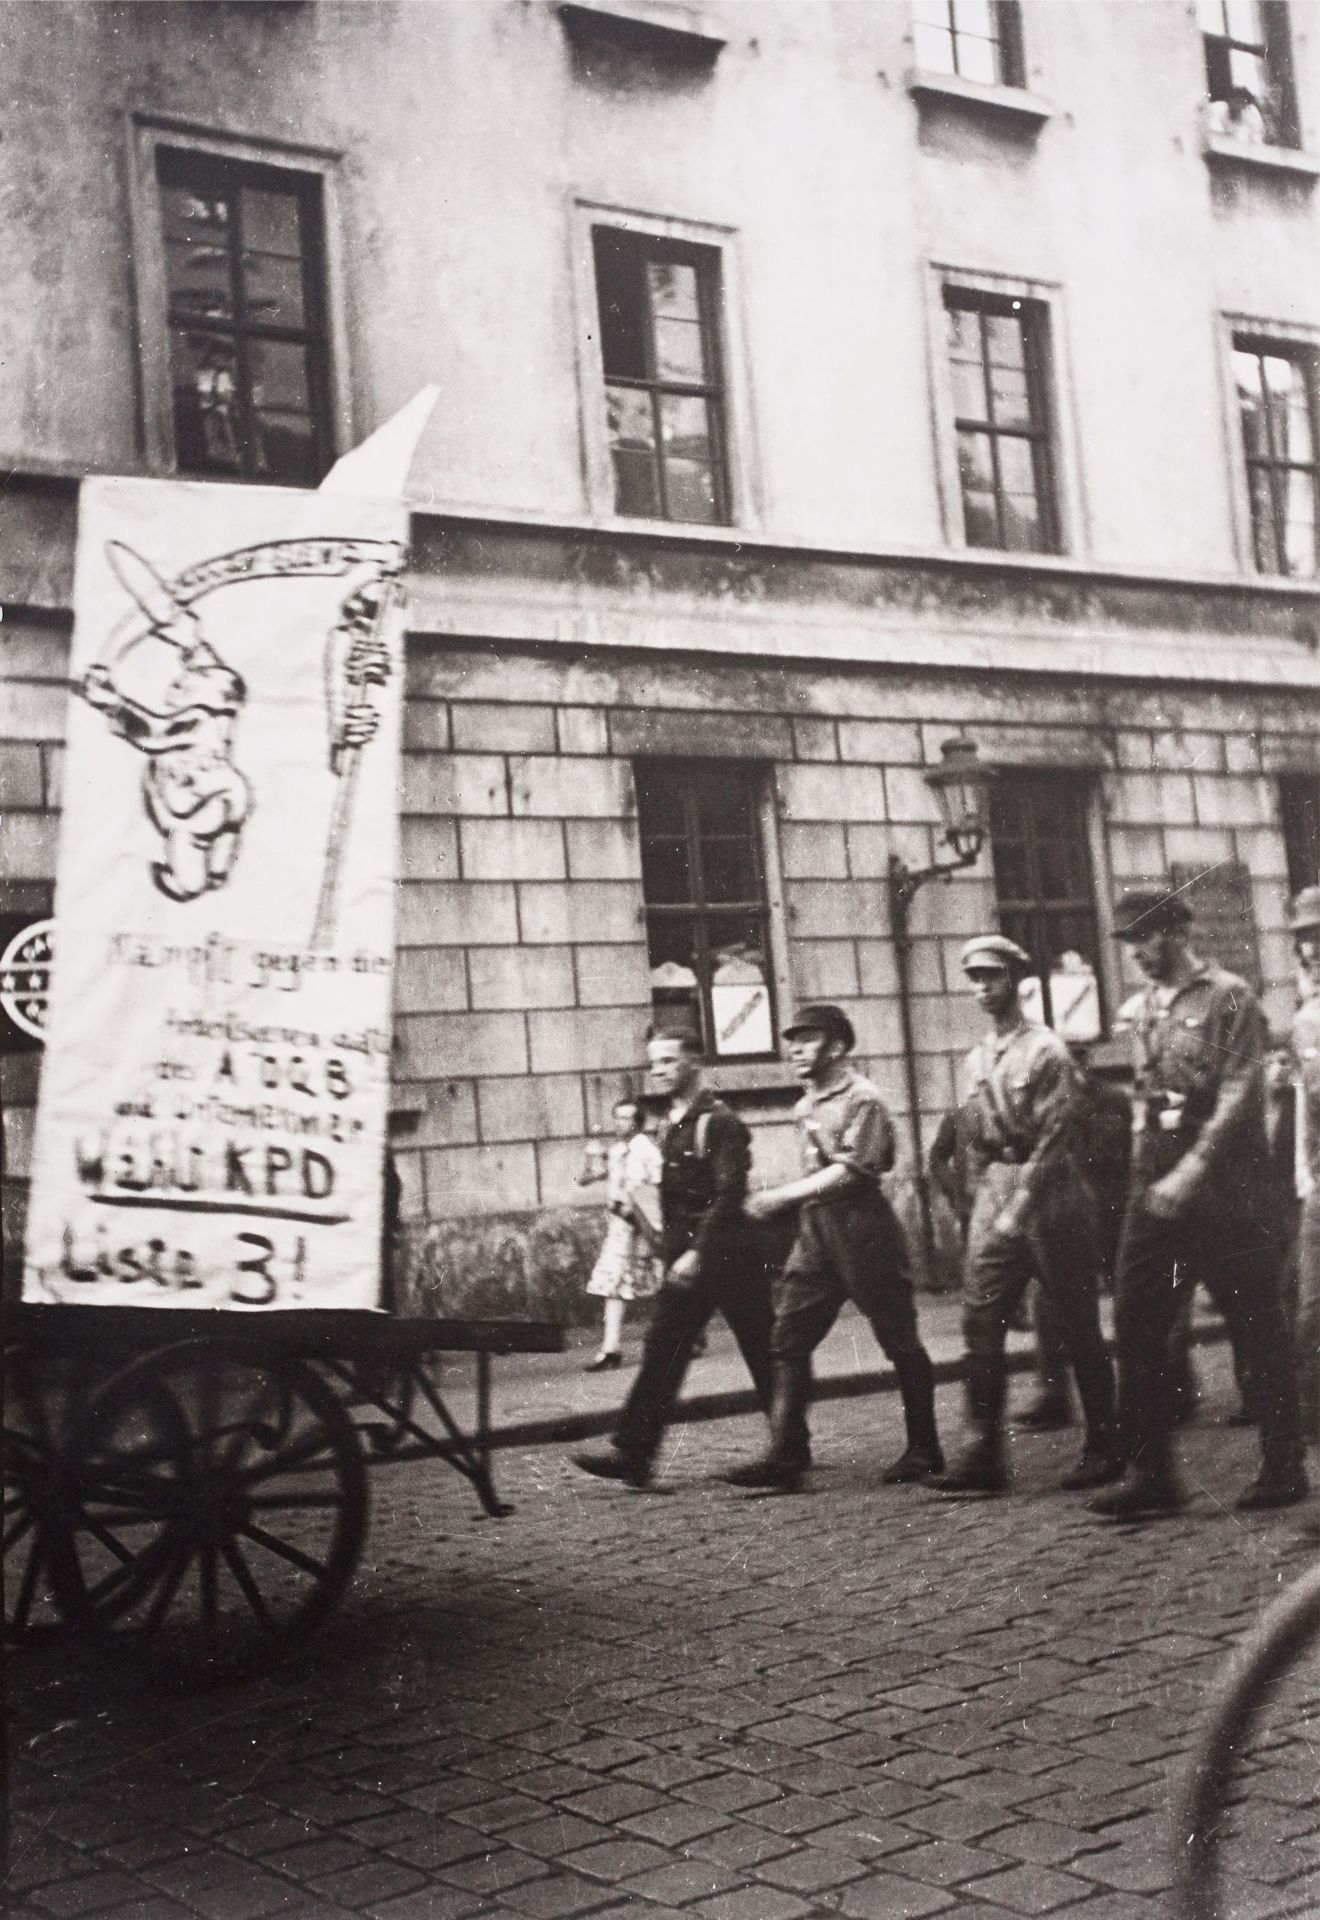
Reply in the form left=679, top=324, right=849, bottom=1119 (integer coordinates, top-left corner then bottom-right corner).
left=573, top=1028, right=774, bottom=1490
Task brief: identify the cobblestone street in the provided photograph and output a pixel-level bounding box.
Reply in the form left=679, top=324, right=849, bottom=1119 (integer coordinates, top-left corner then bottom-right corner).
left=7, top=1348, right=1318, bottom=1920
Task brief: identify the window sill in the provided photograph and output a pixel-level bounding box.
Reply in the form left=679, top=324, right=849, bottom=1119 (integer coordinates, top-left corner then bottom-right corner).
left=557, top=1, right=725, bottom=59
left=1203, top=135, right=1320, bottom=181
left=906, top=68, right=1054, bottom=127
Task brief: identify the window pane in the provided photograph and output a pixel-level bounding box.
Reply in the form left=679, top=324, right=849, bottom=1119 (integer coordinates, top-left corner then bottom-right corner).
left=654, top=314, right=707, bottom=383
left=957, top=428, right=996, bottom=492
left=593, top=231, right=648, bottom=381
left=162, top=187, right=234, bottom=323
left=985, top=310, right=1026, bottom=371
left=997, top=434, right=1037, bottom=497
left=989, top=363, right=1032, bottom=430
left=1224, top=0, right=1262, bottom=44
left=647, top=916, right=703, bottom=1041
left=1283, top=470, right=1318, bottom=578
left=606, top=385, right=661, bottom=518
left=914, top=19, right=956, bottom=71
left=248, top=338, right=317, bottom=483
left=962, top=489, right=1000, bottom=548
left=648, top=259, right=700, bottom=324
left=169, top=331, right=244, bottom=474
left=1236, top=351, right=1267, bottom=456
left=701, top=837, right=759, bottom=904
left=659, top=393, right=720, bottom=523
left=241, top=185, right=301, bottom=255
left=953, top=0, right=994, bottom=36
left=693, top=767, right=754, bottom=836
left=951, top=356, right=988, bottom=422
left=640, top=836, right=693, bottom=906
left=1249, top=464, right=1282, bottom=571
left=1269, top=359, right=1315, bottom=463
left=243, top=249, right=306, bottom=330
left=992, top=835, right=1031, bottom=899
left=635, top=763, right=685, bottom=834
left=956, top=32, right=998, bottom=84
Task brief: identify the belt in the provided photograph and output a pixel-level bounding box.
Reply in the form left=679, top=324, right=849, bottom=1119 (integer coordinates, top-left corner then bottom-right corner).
left=982, top=1146, right=1029, bottom=1166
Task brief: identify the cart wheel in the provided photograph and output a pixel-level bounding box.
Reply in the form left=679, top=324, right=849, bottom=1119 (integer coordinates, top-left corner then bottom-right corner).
left=49, top=1342, right=368, bottom=1681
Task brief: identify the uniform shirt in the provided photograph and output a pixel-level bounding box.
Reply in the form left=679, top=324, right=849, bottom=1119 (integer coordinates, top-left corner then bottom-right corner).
left=1114, top=961, right=1268, bottom=1202
left=961, top=1017, right=1081, bottom=1218
left=794, top=1069, right=896, bottom=1194
left=1294, top=995, right=1320, bottom=1185
left=657, top=1089, right=751, bottom=1269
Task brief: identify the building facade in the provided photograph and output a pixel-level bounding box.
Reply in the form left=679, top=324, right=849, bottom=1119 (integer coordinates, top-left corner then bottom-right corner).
left=3, top=0, right=1319, bottom=1305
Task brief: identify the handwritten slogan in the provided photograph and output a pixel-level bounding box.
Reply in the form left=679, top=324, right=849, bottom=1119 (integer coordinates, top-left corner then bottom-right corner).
left=24, top=478, right=407, bottom=1311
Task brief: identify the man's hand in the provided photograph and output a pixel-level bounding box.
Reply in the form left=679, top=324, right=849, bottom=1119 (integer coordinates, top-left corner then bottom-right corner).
left=667, top=1250, right=700, bottom=1286
left=1144, top=1158, right=1203, bottom=1221
left=744, top=1191, right=785, bottom=1221
left=1298, top=1166, right=1315, bottom=1203
left=991, top=1207, right=1021, bottom=1241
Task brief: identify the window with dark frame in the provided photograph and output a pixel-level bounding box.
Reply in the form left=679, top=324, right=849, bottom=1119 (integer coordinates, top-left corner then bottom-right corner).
left=1197, top=0, right=1300, bottom=148
left=944, top=288, right=1057, bottom=554
left=912, top=0, right=1025, bottom=87
left=1233, top=339, right=1319, bottom=579
left=1280, top=773, right=1320, bottom=892
left=156, top=146, right=333, bottom=485
left=989, top=773, right=1104, bottom=1038
left=592, top=226, right=730, bottom=525
left=634, top=761, right=776, bottom=1059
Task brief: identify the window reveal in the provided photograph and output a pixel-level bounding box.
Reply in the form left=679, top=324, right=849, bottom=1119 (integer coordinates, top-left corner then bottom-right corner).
left=911, top=0, right=1024, bottom=87
left=1233, top=339, right=1319, bottom=579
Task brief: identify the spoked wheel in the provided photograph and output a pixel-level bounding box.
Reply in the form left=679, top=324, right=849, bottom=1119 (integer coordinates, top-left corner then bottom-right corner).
left=49, top=1341, right=368, bottom=1683
left=4, top=1342, right=79, bottom=1639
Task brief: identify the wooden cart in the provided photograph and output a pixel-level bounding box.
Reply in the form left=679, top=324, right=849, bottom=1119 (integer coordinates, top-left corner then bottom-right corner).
left=4, top=1301, right=561, bottom=1679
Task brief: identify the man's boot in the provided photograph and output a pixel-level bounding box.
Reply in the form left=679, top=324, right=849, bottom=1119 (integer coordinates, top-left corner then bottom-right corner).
left=1088, top=1437, right=1184, bottom=1518
left=1014, top=1393, right=1072, bottom=1431
left=725, top=1357, right=810, bottom=1493
left=1060, top=1430, right=1125, bottom=1491
left=884, top=1353, right=944, bottom=1483
left=930, top=1431, right=1007, bottom=1496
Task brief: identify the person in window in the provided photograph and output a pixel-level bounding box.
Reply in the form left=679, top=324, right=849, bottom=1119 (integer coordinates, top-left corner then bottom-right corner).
left=572, top=1029, right=774, bottom=1490
left=725, top=1004, right=943, bottom=1494
left=575, top=1096, right=664, bottom=1372
left=1090, top=888, right=1309, bottom=1518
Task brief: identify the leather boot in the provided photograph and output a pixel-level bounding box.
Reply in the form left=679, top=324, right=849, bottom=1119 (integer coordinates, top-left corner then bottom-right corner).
left=930, top=1432, right=1007, bottom=1496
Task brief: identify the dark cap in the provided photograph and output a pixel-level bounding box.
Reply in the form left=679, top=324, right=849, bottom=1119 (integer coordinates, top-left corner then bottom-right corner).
left=961, top=934, right=1031, bottom=975
left=1289, top=885, right=1320, bottom=934
left=1112, top=887, right=1194, bottom=940
left=782, top=1003, right=856, bottom=1052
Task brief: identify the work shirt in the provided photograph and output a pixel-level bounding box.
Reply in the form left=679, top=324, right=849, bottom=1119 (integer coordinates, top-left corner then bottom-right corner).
left=657, top=1089, right=751, bottom=1270
left=961, top=1017, right=1081, bottom=1224
left=794, top=1069, right=896, bottom=1196
left=1294, top=996, right=1320, bottom=1186
left=1114, top=960, right=1268, bottom=1207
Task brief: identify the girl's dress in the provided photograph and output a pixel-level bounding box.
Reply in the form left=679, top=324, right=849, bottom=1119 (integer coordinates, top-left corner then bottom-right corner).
left=586, top=1132, right=664, bottom=1301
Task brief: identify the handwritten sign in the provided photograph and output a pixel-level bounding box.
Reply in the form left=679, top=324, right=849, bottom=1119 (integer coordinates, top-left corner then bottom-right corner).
left=23, top=477, right=406, bottom=1311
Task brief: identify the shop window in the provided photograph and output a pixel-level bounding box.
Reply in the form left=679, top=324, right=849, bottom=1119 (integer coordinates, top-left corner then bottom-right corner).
left=1233, top=338, right=1319, bottom=578
left=1280, top=772, right=1320, bottom=891
left=592, top=227, right=730, bottom=525
left=912, top=0, right=1025, bottom=86
left=635, top=760, right=776, bottom=1058
left=1198, top=0, right=1300, bottom=148
left=990, top=773, right=1104, bottom=1039
left=944, top=287, right=1058, bottom=553
left=155, top=146, right=333, bottom=485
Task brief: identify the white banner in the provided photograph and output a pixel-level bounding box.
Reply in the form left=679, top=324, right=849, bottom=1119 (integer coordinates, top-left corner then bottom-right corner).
left=24, top=477, right=407, bottom=1311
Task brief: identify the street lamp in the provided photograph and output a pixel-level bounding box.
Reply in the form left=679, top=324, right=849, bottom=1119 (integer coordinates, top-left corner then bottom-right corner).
left=887, top=735, right=994, bottom=1283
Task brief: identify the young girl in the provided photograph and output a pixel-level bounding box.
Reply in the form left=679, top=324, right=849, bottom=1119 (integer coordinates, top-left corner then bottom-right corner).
left=576, top=1097, right=664, bottom=1370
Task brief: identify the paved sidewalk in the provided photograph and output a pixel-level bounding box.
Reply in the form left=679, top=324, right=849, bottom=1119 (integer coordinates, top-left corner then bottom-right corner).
left=8, top=1343, right=1316, bottom=1920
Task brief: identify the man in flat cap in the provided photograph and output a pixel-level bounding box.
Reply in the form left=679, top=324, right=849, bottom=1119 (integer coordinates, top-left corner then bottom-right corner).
left=1291, top=885, right=1320, bottom=1444
left=726, top=1003, right=943, bottom=1493
left=1091, top=886, right=1308, bottom=1518
left=933, top=936, right=1119, bottom=1496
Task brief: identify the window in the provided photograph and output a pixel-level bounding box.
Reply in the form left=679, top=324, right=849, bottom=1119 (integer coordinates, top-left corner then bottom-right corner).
left=635, top=761, right=776, bottom=1058
left=912, top=0, right=1024, bottom=86
left=944, top=288, right=1057, bottom=553
left=156, top=146, right=333, bottom=485
left=1280, top=773, right=1320, bottom=892
left=990, top=774, right=1103, bottom=1038
left=1198, top=0, right=1299, bottom=148
left=1233, top=339, right=1319, bottom=578
left=592, top=227, right=729, bottom=525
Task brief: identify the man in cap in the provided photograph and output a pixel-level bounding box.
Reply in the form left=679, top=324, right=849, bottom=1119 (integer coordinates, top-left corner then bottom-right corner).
left=1291, top=885, right=1320, bottom=1443
left=933, top=936, right=1119, bottom=1496
left=726, top=1003, right=943, bottom=1493
left=1091, top=887, right=1308, bottom=1518
left=573, top=1027, right=774, bottom=1490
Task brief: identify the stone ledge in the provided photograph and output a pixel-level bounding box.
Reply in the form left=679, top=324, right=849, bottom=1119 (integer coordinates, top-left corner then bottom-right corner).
left=906, top=67, right=1054, bottom=127
left=1203, top=135, right=1320, bottom=182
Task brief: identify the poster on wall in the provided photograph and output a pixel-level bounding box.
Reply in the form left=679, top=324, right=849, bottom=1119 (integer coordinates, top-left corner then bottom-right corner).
left=23, top=476, right=407, bottom=1311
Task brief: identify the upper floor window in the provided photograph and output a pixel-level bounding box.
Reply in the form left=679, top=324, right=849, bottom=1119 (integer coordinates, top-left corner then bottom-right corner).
left=592, top=227, right=729, bottom=525
left=1233, top=338, right=1319, bottom=578
left=990, top=772, right=1103, bottom=1039
left=1198, top=0, right=1299, bottom=148
left=912, top=0, right=1024, bottom=87
left=944, top=287, right=1057, bottom=553
left=635, top=760, right=776, bottom=1058
left=156, top=146, right=333, bottom=485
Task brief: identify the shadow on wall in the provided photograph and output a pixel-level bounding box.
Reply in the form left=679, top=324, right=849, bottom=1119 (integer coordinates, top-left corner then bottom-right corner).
left=399, top=1175, right=963, bottom=1326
